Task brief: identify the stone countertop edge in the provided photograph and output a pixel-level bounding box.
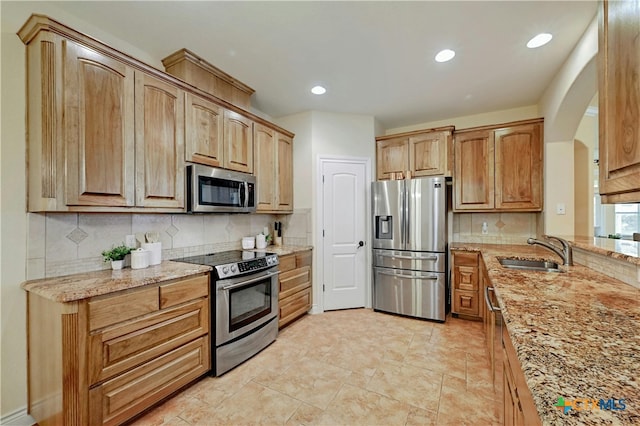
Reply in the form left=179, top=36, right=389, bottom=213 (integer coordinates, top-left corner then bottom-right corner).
left=452, top=236, right=640, bottom=266
left=21, top=261, right=212, bottom=303
left=453, top=243, right=640, bottom=425
left=251, top=245, right=313, bottom=256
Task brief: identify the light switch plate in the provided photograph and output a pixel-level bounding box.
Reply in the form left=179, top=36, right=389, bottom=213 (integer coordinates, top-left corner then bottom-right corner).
left=125, top=234, right=137, bottom=248
left=556, top=203, right=566, bottom=215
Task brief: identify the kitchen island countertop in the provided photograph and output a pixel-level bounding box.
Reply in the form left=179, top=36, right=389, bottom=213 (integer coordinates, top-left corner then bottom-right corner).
left=21, top=261, right=212, bottom=303
left=452, top=243, right=640, bottom=425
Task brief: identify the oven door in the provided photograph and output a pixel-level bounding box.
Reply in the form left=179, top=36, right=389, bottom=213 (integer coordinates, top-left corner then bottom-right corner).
left=216, top=267, right=279, bottom=346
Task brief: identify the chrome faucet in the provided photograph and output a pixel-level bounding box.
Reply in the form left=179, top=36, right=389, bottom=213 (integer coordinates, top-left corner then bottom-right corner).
left=526, top=235, right=573, bottom=266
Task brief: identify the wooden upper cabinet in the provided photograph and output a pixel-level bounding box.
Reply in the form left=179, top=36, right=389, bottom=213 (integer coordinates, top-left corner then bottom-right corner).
left=598, top=0, right=640, bottom=203
left=135, top=72, right=185, bottom=209
left=277, top=133, right=294, bottom=211
left=454, top=130, right=495, bottom=210
left=453, top=119, right=543, bottom=212
left=494, top=124, right=542, bottom=210
left=185, top=94, right=253, bottom=174
left=254, top=123, right=293, bottom=213
left=224, top=110, right=253, bottom=173
left=19, top=15, right=294, bottom=212
left=376, top=137, right=409, bottom=180
left=64, top=41, right=136, bottom=207
left=376, top=127, right=453, bottom=180
left=254, top=124, right=276, bottom=211
left=185, top=92, right=224, bottom=168
left=410, top=131, right=448, bottom=176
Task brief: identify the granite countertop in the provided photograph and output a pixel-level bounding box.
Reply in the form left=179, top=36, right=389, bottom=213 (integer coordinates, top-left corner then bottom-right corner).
left=21, top=261, right=212, bottom=303
left=253, top=245, right=313, bottom=256
left=569, top=236, right=640, bottom=265
left=452, top=243, right=640, bottom=425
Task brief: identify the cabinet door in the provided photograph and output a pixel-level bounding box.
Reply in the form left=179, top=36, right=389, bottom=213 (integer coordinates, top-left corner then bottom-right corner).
left=376, top=137, right=409, bottom=180
left=254, top=123, right=276, bottom=211
left=135, top=72, right=185, bottom=208
left=598, top=0, right=640, bottom=203
left=65, top=42, right=135, bottom=207
left=185, top=93, right=224, bottom=167
left=454, top=130, right=494, bottom=210
left=410, top=132, right=447, bottom=176
left=453, top=290, right=479, bottom=317
left=276, top=132, right=293, bottom=211
left=224, top=110, right=253, bottom=173
left=494, top=123, right=542, bottom=210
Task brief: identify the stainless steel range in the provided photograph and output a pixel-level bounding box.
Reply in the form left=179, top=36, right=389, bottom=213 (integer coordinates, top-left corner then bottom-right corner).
left=176, top=250, right=279, bottom=376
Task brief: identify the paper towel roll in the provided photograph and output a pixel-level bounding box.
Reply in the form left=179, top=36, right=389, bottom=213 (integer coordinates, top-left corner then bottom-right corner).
left=256, top=234, right=267, bottom=249
left=142, top=242, right=162, bottom=265
left=131, top=249, right=149, bottom=269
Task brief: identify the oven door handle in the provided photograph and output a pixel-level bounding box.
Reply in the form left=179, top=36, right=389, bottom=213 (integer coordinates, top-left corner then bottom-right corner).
left=221, top=270, right=280, bottom=291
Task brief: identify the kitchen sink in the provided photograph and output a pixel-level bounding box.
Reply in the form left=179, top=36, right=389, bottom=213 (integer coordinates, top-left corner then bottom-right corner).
left=498, top=258, right=563, bottom=273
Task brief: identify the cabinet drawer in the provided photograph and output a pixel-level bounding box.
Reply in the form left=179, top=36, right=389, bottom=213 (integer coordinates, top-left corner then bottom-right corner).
left=453, top=251, right=479, bottom=266
left=88, top=336, right=209, bottom=426
left=454, top=265, right=479, bottom=291
left=89, top=298, right=208, bottom=385
left=296, top=250, right=312, bottom=268
left=160, top=274, right=208, bottom=309
left=279, top=287, right=311, bottom=328
left=453, top=289, right=479, bottom=317
left=279, top=266, right=311, bottom=299
left=89, top=286, right=159, bottom=331
left=279, top=254, right=296, bottom=273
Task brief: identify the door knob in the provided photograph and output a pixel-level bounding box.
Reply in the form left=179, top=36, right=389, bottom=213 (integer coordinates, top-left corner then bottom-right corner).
left=357, top=241, right=364, bottom=249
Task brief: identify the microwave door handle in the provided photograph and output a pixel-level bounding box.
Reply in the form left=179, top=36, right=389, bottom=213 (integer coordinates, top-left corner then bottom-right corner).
left=239, top=182, right=246, bottom=207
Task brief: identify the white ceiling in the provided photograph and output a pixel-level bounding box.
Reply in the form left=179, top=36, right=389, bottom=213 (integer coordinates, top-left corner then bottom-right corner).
left=3, top=1, right=598, bottom=130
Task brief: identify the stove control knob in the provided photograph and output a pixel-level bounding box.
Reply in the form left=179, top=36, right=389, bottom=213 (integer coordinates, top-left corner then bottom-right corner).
left=222, top=266, right=229, bottom=275
left=230, top=265, right=237, bottom=273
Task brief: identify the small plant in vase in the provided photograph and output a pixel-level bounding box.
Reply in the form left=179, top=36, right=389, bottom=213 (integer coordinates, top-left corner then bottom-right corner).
left=101, top=244, right=131, bottom=270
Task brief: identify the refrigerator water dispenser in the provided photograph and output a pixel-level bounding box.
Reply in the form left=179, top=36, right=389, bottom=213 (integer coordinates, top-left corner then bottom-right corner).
left=375, top=216, right=393, bottom=239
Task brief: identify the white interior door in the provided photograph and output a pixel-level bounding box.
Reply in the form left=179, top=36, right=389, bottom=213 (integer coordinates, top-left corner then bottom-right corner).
left=322, top=160, right=367, bottom=310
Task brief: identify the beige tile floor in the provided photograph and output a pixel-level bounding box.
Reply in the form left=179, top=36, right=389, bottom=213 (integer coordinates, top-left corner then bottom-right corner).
left=133, top=309, right=501, bottom=426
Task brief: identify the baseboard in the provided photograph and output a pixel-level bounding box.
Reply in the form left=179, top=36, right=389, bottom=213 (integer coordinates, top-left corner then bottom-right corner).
left=310, top=304, right=323, bottom=314
left=0, top=407, right=36, bottom=426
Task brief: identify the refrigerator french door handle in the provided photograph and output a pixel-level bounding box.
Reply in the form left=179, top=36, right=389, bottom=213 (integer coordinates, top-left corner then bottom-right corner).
left=399, top=183, right=405, bottom=248
left=378, top=270, right=439, bottom=280
left=404, top=180, right=410, bottom=249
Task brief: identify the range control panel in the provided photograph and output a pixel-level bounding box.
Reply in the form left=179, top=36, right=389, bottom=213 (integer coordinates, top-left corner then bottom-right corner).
left=215, top=254, right=279, bottom=279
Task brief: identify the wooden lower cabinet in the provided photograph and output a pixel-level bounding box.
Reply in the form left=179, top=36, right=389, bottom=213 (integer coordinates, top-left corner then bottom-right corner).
left=278, top=249, right=312, bottom=328
left=26, top=273, right=210, bottom=426
left=451, top=251, right=481, bottom=320
left=502, top=309, right=541, bottom=426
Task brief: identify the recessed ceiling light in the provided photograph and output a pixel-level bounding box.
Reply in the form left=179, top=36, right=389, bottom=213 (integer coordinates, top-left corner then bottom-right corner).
left=311, top=85, right=326, bottom=95
left=435, top=49, right=456, bottom=63
left=527, top=33, right=553, bottom=48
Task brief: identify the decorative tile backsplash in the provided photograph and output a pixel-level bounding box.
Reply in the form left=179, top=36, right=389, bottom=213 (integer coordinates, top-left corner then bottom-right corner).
left=452, top=212, right=540, bottom=245
left=27, top=209, right=313, bottom=279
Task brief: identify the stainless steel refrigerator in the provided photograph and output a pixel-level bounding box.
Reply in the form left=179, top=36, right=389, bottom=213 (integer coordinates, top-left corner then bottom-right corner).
left=372, top=177, right=447, bottom=321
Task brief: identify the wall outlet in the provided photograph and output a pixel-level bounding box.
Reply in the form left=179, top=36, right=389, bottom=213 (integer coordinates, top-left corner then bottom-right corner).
left=481, top=222, right=488, bottom=235
left=556, top=203, right=566, bottom=215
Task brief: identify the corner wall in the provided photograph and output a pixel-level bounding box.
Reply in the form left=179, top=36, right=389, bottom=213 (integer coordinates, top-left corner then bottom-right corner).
left=539, top=17, right=598, bottom=236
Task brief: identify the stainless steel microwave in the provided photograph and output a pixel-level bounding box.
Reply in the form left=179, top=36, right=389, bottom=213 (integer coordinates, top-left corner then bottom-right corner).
left=187, top=164, right=256, bottom=213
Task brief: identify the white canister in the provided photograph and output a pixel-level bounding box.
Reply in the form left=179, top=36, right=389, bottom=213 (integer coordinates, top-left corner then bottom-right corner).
left=130, top=248, right=149, bottom=269
left=256, top=234, right=267, bottom=249
left=142, top=242, right=162, bottom=265
left=242, top=236, right=256, bottom=250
